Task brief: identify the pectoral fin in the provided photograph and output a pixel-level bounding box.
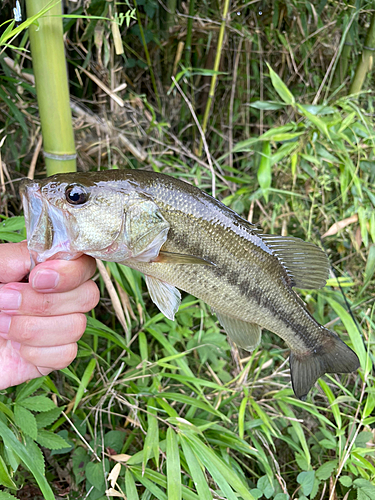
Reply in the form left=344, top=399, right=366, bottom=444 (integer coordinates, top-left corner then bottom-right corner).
left=214, top=311, right=261, bottom=351
left=155, top=251, right=215, bottom=266
left=145, top=275, right=181, bottom=320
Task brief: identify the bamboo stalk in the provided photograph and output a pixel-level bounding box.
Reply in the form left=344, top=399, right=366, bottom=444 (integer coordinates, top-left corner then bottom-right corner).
left=349, top=10, right=375, bottom=94
left=135, top=1, right=161, bottom=113
left=198, top=0, right=231, bottom=156
left=25, top=0, right=76, bottom=175
left=332, top=30, right=353, bottom=90
left=181, top=0, right=196, bottom=128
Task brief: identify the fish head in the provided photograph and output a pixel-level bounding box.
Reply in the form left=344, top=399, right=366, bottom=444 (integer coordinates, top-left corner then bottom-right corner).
left=20, top=173, right=170, bottom=265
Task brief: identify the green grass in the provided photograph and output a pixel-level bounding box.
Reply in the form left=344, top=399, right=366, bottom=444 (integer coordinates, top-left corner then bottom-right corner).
left=0, top=0, right=374, bottom=498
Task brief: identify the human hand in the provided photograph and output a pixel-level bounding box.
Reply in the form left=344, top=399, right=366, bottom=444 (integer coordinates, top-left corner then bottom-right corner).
left=0, top=242, right=99, bottom=389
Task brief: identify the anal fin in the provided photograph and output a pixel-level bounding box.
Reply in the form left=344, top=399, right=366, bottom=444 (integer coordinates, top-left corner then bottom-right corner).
left=145, top=275, right=181, bottom=321
left=215, top=311, right=261, bottom=351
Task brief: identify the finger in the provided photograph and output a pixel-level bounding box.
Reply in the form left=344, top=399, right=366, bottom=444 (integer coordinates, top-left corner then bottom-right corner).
left=29, top=255, right=97, bottom=293
left=0, top=242, right=30, bottom=284
left=20, top=343, right=78, bottom=372
left=0, top=313, right=87, bottom=346
left=0, top=280, right=100, bottom=316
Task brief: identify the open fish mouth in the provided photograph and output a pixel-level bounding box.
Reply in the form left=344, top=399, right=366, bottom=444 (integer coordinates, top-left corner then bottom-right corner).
left=20, top=179, right=81, bottom=266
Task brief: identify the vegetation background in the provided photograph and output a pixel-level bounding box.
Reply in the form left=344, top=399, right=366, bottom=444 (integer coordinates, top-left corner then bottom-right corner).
left=0, top=0, right=374, bottom=499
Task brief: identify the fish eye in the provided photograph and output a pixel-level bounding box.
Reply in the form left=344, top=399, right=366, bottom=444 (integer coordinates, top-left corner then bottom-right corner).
left=65, top=184, right=89, bottom=205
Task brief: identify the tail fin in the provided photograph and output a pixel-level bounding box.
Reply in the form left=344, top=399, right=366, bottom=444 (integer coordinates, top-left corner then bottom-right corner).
left=290, top=329, right=360, bottom=400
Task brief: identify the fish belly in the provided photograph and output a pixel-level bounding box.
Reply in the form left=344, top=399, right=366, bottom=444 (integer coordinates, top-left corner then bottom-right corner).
left=125, top=257, right=318, bottom=354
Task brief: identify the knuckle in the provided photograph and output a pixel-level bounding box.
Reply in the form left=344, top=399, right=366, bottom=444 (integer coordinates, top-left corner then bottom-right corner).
left=35, top=293, right=55, bottom=316
left=80, top=281, right=100, bottom=312
left=71, top=314, right=87, bottom=340
left=63, top=343, right=78, bottom=366
left=18, top=317, right=37, bottom=343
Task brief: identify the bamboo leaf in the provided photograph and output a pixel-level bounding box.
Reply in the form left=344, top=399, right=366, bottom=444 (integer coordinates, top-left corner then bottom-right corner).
left=143, top=399, right=159, bottom=471
left=297, top=104, right=331, bottom=138
left=131, top=468, right=168, bottom=500
left=325, top=298, right=367, bottom=371
left=0, top=454, right=17, bottom=490
left=180, top=437, right=213, bottom=500
left=166, top=428, right=181, bottom=500
left=73, top=358, right=97, bottom=412
left=125, top=469, right=139, bottom=500
left=258, top=141, right=271, bottom=202
left=277, top=402, right=311, bottom=467
left=185, top=433, right=254, bottom=500
left=317, top=380, right=341, bottom=429
left=266, top=63, right=295, bottom=105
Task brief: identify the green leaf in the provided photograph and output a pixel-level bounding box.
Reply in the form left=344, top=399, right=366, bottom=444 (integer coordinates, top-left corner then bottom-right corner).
left=14, top=405, right=37, bottom=440
left=0, top=493, right=18, bottom=500
left=180, top=437, right=213, bottom=500
left=166, top=428, right=181, bottom=500
left=125, top=469, right=139, bottom=500
left=15, top=378, right=46, bottom=402
left=86, top=462, right=105, bottom=491
left=0, top=86, right=28, bottom=137
left=73, top=357, right=97, bottom=412
left=363, top=245, right=375, bottom=288
left=250, top=101, right=285, bottom=110
left=24, top=436, right=45, bottom=476
left=339, top=476, right=352, bottom=487
left=131, top=467, right=168, bottom=500
left=297, top=471, right=315, bottom=496
left=0, top=217, right=25, bottom=231
left=0, top=454, right=17, bottom=489
left=258, top=141, right=271, bottom=202
left=104, top=430, right=126, bottom=454
left=36, top=430, right=70, bottom=450
left=297, top=103, right=330, bottom=138
left=72, top=447, right=89, bottom=485
left=354, top=478, right=375, bottom=497
left=185, top=433, right=255, bottom=500
left=278, top=402, right=310, bottom=467
left=0, top=232, right=25, bottom=243
left=316, top=460, right=337, bottom=480
left=266, top=63, right=295, bottom=105
left=143, top=399, right=159, bottom=470
left=257, top=475, right=274, bottom=498
left=325, top=298, right=367, bottom=371
left=35, top=406, right=64, bottom=429
left=19, top=396, right=56, bottom=412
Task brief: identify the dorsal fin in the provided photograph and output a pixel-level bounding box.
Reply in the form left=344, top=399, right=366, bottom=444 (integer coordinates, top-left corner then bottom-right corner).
left=260, top=235, right=329, bottom=290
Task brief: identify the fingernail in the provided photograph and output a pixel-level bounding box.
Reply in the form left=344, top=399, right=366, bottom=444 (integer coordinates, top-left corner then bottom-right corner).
left=32, top=269, right=60, bottom=291
left=0, top=290, right=21, bottom=311
left=0, top=315, right=11, bottom=338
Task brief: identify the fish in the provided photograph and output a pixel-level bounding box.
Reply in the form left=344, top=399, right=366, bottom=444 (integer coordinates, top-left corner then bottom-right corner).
left=20, top=169, right=360, bottom=400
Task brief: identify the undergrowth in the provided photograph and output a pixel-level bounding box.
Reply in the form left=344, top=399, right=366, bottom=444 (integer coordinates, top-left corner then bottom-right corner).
left=0, top=1, right=374, bottom=499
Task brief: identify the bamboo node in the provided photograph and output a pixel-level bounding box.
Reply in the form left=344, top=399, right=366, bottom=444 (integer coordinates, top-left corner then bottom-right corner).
left=43, top=152, right=77, bottom=161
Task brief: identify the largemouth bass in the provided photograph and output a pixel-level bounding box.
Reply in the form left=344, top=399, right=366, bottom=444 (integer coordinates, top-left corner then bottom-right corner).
left=20, top=170, right=359, bottom=399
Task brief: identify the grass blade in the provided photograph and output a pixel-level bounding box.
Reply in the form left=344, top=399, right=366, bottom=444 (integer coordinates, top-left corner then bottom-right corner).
left=166, top=428, right=181, bottom=500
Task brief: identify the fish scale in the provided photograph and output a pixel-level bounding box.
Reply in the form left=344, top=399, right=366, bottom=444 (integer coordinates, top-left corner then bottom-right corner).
left=20, top=169, right=360, bottom=400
